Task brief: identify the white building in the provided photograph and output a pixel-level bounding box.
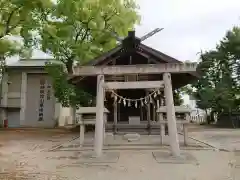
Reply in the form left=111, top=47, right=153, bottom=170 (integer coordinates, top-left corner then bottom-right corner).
left=0, top=59, right=73, bottom=128
left=183, top=94, right=206, bottom=116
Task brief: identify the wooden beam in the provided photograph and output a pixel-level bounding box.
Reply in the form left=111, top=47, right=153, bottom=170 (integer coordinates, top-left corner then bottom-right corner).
left=104, top=80, right=164, bottom=90
left=157, top=106, right=191, bottom=113
left=73, top=63, right=197, bottom=76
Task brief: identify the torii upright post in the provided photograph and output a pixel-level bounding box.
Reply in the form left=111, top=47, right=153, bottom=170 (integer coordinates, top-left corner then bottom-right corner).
left=163, top=72, right=180, bottom=157
left=94, top=75, right=105, bottom=157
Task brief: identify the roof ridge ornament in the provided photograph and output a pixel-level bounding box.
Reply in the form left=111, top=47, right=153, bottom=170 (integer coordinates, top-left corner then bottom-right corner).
left=110, top=28, right=164, bottom=55
left=112, top=28, right=164, bottom=43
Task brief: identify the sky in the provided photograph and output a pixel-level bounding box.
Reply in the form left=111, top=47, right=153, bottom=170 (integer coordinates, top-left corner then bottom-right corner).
left=135, top=0, right=240, bottom=62
left=134, top=0, right=240, bottom=106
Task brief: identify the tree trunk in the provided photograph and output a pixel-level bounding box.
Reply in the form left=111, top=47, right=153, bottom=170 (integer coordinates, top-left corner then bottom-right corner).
left=66, top=59, right=73, bottom=74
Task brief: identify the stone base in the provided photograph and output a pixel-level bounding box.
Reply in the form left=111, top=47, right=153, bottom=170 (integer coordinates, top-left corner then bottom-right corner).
left=123, top=133, right=141, bottom=142
left=234, top=151, right=240, bottom=168
left=77, top=151, right=120, bottom=164
left=152, top=151, right=197, bottom=164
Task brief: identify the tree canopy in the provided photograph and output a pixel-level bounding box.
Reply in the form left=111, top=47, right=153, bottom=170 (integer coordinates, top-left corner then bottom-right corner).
left=0, top=0, right=53, bottom=105
left=0, top=0, right=53, bottom=59
left=40, top=0, right=140, bottom=107
left=185, top=26, right=240, bottom=119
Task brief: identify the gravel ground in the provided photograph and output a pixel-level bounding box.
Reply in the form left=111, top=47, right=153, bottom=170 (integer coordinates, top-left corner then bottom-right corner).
left=189, top=129, right=240, bottom=151
left=0, top=128, right=239, bottom=180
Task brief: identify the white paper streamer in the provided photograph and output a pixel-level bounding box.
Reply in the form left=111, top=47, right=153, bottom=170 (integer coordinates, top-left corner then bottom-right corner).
left=135, top=101, right=138, bottom=108
left=144, top=97, right=148, bottom=104
left=154, top=92, right=157, bottom=98
left=114, top=96, right=117, bottom=103
left=123, top=99, right=126, bottom=106
left=150, top=96, right=153, bottom=103
left=128, top=100, right=131, bottom=107
left=111, top=89, right=161, bottom=106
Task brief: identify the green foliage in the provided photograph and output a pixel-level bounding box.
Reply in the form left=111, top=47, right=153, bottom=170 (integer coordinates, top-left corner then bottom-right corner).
left=0, top=0, right=53, bottom=58
left=173, top=90, right=184, bottom=106
left=45, top=62, right=93, bottom=107
left=40, top=0, right=140, bottom=67
left=0, top=0, right=53, bottom=106
left=40, top=0, right=140, bottom=107
left=186, top=26, right=240, bottom=115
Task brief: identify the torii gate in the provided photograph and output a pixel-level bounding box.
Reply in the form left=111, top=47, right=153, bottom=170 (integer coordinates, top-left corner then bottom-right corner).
left=72, top=63, right=197, bottom=157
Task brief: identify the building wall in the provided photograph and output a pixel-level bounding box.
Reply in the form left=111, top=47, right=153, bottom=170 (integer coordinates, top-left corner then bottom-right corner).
left=7, top=71, right=22, bottom=108
left=1, top=68, right=74, bottom=128
left=183, top=94, right=206, bottom=116
left=3, top=71, right=22, bottom=127
left=24, top=73, right=56, bottom=127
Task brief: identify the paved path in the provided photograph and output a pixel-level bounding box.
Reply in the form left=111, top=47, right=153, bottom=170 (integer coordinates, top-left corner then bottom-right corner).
left=189, top=129, right=240, bottom=151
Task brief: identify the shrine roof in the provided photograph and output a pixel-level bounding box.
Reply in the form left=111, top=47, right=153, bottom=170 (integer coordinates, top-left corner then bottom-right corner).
left=84, top=43, right=182, bottom=66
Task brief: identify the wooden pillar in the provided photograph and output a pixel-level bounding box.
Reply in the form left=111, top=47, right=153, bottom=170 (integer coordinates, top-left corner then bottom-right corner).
left=140, top=105, right=143, bottom=121
left=163, top=73, right=180, bottom=157
left=156, top=100, right=160, bottom=115
left=94, top=75, right=105, bottom=157
left=159, top=113, right=164, bottom=145
left=113, top=92, right=118, bottom=134
left=118, top=100, right=120, bottom=122
left=152, top=101, right=156, bottom=122
left=79, top=114, right=84, bottom=147
left=183, top=113, right=190, bottom=146
left=157, top=98, right=164, bottom=143
left=146, top=90, right=151, bottom=134
left=103, top=113, right=107, bottom=142
left=113, top=59, right=118, bottom=134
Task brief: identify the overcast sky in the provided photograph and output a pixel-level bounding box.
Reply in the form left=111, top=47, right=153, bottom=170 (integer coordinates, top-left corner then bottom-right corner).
left=135, top=0, right=240, bottom=62
left=135, top=0, right=240, bottom=106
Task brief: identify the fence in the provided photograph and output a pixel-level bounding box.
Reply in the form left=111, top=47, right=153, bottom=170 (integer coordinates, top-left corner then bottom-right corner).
left=190, top=115, right=206, bottom=124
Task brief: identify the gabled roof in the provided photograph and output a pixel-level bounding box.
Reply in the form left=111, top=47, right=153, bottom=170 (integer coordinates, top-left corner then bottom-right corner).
left=85, top=43, right=182, bottom=66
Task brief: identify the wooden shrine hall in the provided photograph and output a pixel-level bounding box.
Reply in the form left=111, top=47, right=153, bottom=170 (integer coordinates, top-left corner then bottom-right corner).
left=68, top=30, right=199, bottom=157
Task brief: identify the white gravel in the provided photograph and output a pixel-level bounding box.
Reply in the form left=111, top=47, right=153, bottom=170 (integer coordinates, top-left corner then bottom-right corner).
left=0, top=129, right=239, bottom=180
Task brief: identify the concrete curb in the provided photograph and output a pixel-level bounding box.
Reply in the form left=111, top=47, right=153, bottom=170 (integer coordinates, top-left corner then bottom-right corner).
left=0, top=128, right=72, bottom=133
left=55, top=146, right=216, bottom=152
left=46, top=136, right=80, bottom=152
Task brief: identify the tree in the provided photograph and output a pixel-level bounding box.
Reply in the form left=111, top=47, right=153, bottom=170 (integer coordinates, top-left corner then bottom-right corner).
left=0, top=0, right=53, bottom=62
left=41, top=0, right=140, bottom=107
left=0, top=0, right=53, bottom=113
left=173, top=90, right=184, bottom=106
left=185, top=26, right=240, bottom=124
